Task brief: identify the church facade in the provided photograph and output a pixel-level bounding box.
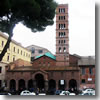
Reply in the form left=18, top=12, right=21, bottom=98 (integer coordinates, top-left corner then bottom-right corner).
left=5, top=4, right=95, bottom=93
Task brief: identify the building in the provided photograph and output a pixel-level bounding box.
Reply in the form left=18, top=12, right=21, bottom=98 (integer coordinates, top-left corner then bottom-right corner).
left=5, top=4, right=95, bottom=93
left=0, top=32, right=31, bottom=63
left=5, top=4, right=80, bottom=93
left=56, top=4, right=69, bottom=66
left=26, top=45, right=51, bottom=61
left=0, top=32, right=31, bottom=88
left=0, top=62, right=7, bottom=89
left=78, top=56, right=95, bottom=89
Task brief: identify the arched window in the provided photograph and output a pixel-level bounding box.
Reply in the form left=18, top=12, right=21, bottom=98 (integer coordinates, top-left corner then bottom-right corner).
left=63, top=47, right=66, bottom=52
left=59, top=24, right=60, bottom=29
left=64, top=32, right=66, bottom=36
left=59, top=47, right=61, bottom=52
left=64, top=24, right=65, bottom=29
left=59, top=32, right=61, bottom=37
left=61, top=32, right=63, bottom=37
left=59, top=40, right=60, bottom=44
left=64, top=40, right=66, bottom=44
left=59, top=16, right=60, bottom=20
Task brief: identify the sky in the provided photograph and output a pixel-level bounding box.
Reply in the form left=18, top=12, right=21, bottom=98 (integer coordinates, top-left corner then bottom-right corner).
left=12, top=0, right=95, bottom=56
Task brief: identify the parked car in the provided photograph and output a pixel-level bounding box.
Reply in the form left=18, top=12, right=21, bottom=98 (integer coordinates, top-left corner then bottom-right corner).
left=69, top=93, right=76, bottom=95
left=82, top=88, right=95, bottom=95
left=38, top=93, right=46, bottom=95
left=0, top=92, right=11, bottom=95
left=20, top=90, right=36, bottom=95
left=60, top=91, right=70, bottom=95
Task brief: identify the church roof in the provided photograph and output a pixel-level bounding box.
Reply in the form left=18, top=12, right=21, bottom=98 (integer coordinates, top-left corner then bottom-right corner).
left=7, top=66, right=80, bottom=72
left=35, top=52, right=56, bottom=60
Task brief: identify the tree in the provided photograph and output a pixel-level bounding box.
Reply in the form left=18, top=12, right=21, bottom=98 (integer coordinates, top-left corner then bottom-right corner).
left=0, top=0, right=57, bottom=61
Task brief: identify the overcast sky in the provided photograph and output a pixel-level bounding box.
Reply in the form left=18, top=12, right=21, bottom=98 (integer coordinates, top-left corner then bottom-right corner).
left=12, top=0, right=95, bottom=56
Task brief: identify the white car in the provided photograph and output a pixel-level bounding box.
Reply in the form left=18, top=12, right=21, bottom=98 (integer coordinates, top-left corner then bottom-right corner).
left=82, top=88, right=95, bottom=95
left=20, top=90, right=36, bottom=95
left=38, top=93, right=46, bottom=95
left=69, top=93, right=76, bottom=95
left=60, top=91, right=70, bottom=95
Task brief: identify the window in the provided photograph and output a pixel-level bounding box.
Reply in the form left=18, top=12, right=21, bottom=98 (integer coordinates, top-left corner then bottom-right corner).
left=64, top=16, right=65, bottom=20
left=0, top=67, right=2, bottom=73
left=59, top=40, right=60, bottom=44
left=21, top=50, right=22, bottom=55
left=13, top=47, right=15, bottom=52
left=59, top=24, right=66, bottom=29
left=63, top=47, right=66, bottom=52
left=59, top=16, right=60, bottom=20
left=18, top=49, right=19, bottom=54
left=81, top=79, right=85, bottom=84
left=59, top=8, right=65, bottom=13
left=82, top=68, right=85, bottom=75
left=62, top=8, right=65, bottom=13
left=2, top=41, right=4, bottom=47
left=59, top=47, right=61, bottom=52
left=39, top=50, right=43, bottom=53
left=7, top=55, right=9, bottom=61
left=31, top=47, right=35, bottom=54
left=59, top=8, right=61, bottom=13
left=64, top=40, right=66, bottom=44
left=89, top=68, right=93, bottom=75
left=31, top=57, right=34, bottom=61
left=64, top=32, right=66, bottom=36
left=13, top=56, right=15, bottom=62
left=31, top=50, right=35, bottom=54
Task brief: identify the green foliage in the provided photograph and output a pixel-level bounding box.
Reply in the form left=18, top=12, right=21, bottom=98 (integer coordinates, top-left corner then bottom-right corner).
left=0, top=0, right=57, bottom=33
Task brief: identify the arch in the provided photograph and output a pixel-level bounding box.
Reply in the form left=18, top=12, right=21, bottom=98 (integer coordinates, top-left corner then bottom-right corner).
left=9, top=79, right=16, bottom=91
left=48, top=79, right=56, bottom=94
left=35, top=74, right=44, bottom=91
left=48, top=79, right=56, bottom=89
left=58, top=80, right=66, bottom=90
left=18, top=79, right=25, bottom=91
left=28, top=79, right=34, bottom=91
left=69, top=79, right=77, bottom=92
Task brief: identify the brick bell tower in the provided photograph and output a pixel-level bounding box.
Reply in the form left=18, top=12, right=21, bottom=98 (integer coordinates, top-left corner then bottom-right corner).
left=56, top=4, right=69, bottom=66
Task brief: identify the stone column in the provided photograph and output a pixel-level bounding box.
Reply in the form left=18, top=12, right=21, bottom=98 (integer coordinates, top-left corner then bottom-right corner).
left=56, top=81, right=58, bottom=90
left=6, top=80, right=9, bottom=91
left=77, top=80, right=80, bottom=90
left=16, top=80, right=18, bottom=91
left=45, top=80, right=48, bottom=92
left=33, top=80, right=36, bottom=89
left=25, top=80, right=28, bottom=90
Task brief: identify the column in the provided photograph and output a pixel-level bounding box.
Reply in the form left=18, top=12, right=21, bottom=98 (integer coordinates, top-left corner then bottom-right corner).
left=16, top=80, right=18, bottom=91
left=56, top=81, right=58, bottom=90
left=25, top=80, right=28, bottom=90
left=33, top=80, right=36, bottom=89
left=45, top=80, right=48, bottom=92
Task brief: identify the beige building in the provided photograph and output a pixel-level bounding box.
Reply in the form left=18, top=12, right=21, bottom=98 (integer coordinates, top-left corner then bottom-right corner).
left=0, top=32, right=31, bottom=63
left=0, top=31, right=31, bottom=88
left=0, top=62, right=7, bottom=89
